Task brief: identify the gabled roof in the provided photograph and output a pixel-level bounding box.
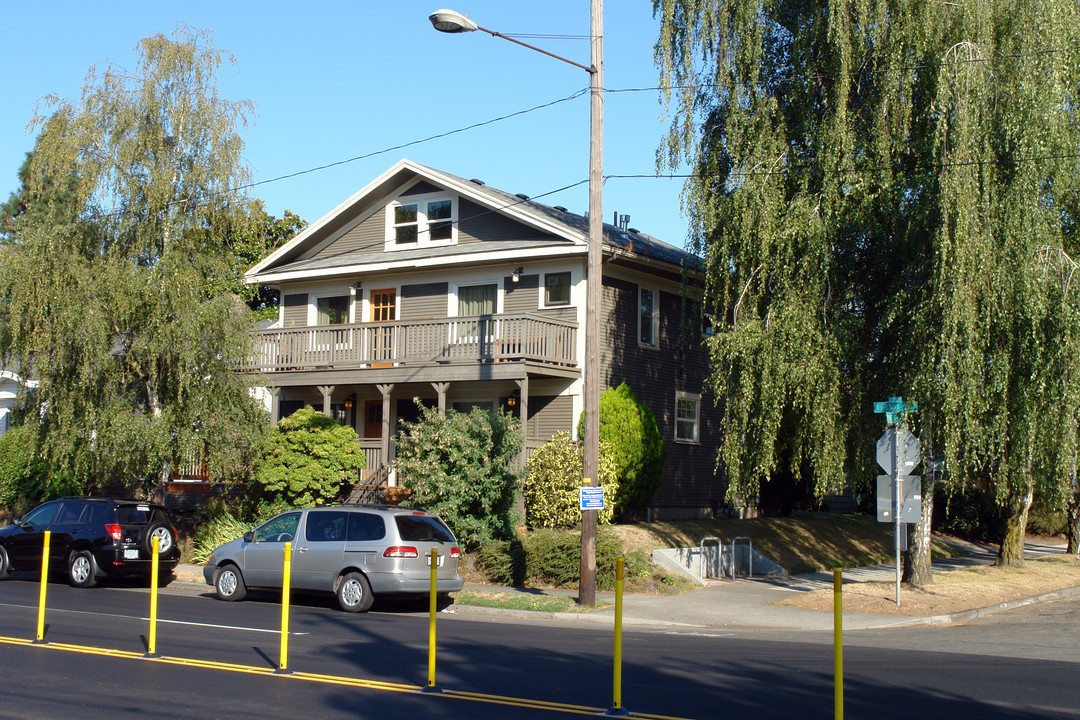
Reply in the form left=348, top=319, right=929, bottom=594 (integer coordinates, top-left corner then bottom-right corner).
left=246, top=159, right=700, bottom=283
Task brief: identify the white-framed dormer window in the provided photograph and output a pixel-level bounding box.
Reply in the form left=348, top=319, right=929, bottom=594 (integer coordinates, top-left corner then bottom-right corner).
left=639, top=287, right=659, bottom=347
left=386, top=193, right=456, bottom=249
left=675, top=391, right=701, bottom=444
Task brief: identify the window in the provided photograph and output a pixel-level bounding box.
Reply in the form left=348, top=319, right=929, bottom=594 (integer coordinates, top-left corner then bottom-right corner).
left=317, top=295, right=350, bottom=325
left=457, top=284, right=496, bottom=316
left=306, top=511, right=348, bottom=542
left=347, top=512, right=387, bottom=542
left=387, top=195, right=456, bottom=247
left=254, top=512, right=300, bottom=543
left=544, top=272, right=571, bottom=306
left=675, top=392, right=701, bottom=443
left=640, top=287, right=658, bottom=347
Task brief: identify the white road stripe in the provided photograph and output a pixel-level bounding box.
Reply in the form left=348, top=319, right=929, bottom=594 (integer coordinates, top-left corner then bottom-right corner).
left=0, top=602, right=308, bottom=635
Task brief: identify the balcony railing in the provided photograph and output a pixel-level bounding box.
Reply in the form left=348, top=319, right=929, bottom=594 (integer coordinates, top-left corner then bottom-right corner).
left=245, top=313, right=578, bottom=373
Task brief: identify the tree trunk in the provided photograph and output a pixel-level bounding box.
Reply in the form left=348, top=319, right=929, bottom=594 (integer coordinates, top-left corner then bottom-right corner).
left=1067, top=489, right=1080, bottom=555
left=902, top=475, right=934, bottom=586
left=997, top=474, right=1034, bottom=567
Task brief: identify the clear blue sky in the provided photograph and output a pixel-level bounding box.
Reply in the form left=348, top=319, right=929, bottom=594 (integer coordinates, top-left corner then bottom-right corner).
left=1, top=1, right=692, bottom=248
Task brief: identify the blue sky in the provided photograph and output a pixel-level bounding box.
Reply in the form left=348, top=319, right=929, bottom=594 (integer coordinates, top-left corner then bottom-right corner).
left=1, top=1, right=691, bottom=248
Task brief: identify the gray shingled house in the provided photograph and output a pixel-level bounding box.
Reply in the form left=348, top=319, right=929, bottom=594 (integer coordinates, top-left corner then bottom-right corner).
left=243, top=159, right=722, bottom=520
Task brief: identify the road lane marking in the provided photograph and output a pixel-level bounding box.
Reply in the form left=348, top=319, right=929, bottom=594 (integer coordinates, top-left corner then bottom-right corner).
left=0, top=634, right=694, bottom=720
left=0, top=602, right=308, bottom=635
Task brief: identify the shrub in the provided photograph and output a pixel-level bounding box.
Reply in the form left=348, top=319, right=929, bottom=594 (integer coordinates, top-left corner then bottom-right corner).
left=476, top=528, right=636, bottom=591
left=0, top=423, right=81, bottom=514
left=192, top=511, right=254, bottom=565
left=523, top=432, right=619, bottom=529
left=578, top=382, right=666, bottom=516
left=253, top=406, right=365, bottom=507
left=394, top=403, right=521, bottom=551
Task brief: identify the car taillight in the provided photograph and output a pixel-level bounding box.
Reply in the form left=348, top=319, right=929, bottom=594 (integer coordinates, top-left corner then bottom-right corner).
left=383, top=546, right=419, bottom=558
left=449, top=547, right=461, bottom=559
left=105, top=523, right=122, bottom=541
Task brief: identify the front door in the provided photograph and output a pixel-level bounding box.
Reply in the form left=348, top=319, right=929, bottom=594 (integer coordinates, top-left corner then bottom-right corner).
left=369, top=289, right=396, bottom=366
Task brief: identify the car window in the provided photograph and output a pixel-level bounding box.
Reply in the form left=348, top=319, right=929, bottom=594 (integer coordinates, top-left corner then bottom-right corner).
left=395, top=515, right=455, bottom=543
left=81, top=503, right=111, bottom=525
left=305, top=512, right=347, bottom=542
left=55, top=502, right=86, bottom=524
left=347, top=512, right=386, bottom=542
left=116, top=505, right=154, bottom=524
left=254, top=513, right=300, bottom=543
left=21, top=502, right=60, bottom=526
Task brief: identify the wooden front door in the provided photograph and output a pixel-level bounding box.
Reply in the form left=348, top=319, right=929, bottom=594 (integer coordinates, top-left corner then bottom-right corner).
left=364, top=401, right=383, bottom=440
left=369, top=289, right=396, bottom=366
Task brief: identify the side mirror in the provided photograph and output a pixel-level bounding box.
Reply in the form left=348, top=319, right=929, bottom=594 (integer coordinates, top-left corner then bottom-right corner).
left=243, top=531, right=253, bottom=543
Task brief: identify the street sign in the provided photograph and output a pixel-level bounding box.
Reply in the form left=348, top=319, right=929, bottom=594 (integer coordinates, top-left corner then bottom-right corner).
left=876, top=427, right=921, bottom=476
left=579, top=486, right=605, bottom=511
left=876, top=476, right=922, bottom=522
left=873, top=396, right=918, bottom=424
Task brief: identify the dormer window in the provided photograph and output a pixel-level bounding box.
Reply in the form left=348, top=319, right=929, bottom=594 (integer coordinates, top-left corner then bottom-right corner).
left=387, top=194, right=457, bottom=248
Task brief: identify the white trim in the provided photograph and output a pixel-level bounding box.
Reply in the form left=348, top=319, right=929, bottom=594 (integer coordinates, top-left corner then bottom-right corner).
left=309, top=291, right=353, bottom=326
left=675, top=391, right=701, bottom=444
left=449, top=280, right=502, bottom=317
left=540, top=270, right=573, bottom=309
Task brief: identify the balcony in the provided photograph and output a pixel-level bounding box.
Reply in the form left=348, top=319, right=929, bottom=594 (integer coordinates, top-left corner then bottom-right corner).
left=245, top=313, right=578, bottom=374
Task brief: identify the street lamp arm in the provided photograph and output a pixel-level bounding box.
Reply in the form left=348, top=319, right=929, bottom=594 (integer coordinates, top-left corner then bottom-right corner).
left=474, top=27, right=596, bottom=74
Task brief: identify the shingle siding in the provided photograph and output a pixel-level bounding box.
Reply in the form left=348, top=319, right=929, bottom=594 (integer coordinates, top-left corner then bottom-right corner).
left=282, top=293, right=308, bottom=327
left=600, top=276, right=723, bottom=516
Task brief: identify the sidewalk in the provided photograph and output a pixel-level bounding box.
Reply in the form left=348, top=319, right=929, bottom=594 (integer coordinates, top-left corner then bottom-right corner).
left=174, top=539, right=1078, bottom=632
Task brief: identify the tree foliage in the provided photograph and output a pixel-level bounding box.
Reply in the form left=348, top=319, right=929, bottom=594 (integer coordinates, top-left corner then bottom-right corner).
left=0, top=27, right=268, bottom=495
left=577, top=383, right=666, bottom=516
left=524, top=432, right=619, bottom=529
left=656, top=0, right=1080, bottom=565
left=252, top=406, right=365, bottom=507
left=393, top=403, right=521, bottom=551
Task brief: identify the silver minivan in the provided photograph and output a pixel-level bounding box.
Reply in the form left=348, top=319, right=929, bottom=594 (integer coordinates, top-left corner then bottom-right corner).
left=202, top=504, right=463, bottom=612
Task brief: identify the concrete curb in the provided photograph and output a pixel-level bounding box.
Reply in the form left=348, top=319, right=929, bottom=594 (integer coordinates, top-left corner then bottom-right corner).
left=882, top=584, right=1080, bottom=627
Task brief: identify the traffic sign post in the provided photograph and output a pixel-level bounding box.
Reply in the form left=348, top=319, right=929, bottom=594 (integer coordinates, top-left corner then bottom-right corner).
left=874, top=396, right=919, bottom=606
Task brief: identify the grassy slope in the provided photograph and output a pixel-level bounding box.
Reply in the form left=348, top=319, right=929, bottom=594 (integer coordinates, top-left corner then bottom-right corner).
left=606, top=513, right=960, bottom=575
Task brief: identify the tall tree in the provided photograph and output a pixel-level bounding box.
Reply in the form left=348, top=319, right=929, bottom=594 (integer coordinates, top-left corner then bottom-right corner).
left=0, top=27, right=268, bottom=496
left=655, top=0, right=1080, bottom=569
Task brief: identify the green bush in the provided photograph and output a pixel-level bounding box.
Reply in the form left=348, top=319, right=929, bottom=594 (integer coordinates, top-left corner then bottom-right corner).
left=476, top=528, right=640, bottom=591
left=523, top=432, right=619, bottom=529
left=253, top=406, right=365, bottom=507
left=578, top=383, right=667, bottom=516
left=192, top=511, right=254, bottom=565
left=394, top=403, right=521, bottom=552
left=0, top=423, right=82, bottom=514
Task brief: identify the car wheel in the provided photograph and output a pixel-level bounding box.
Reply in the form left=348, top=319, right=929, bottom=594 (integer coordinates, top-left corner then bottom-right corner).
left=0, top=546, right=10, bottom=580
left=68, top=550, right=97, bottom=588
left=214, top=564, right=247, bottom=602
left=337, top=572, right=373, bottom=613
left=144, top=522, right=175, bottom=555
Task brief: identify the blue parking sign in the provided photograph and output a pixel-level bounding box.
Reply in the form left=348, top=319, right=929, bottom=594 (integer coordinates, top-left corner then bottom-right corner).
left=579, top=486, right=605, bottom=510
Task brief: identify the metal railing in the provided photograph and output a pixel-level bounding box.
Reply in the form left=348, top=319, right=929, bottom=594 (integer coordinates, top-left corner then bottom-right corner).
left=245, top=313, right=578, bottom=372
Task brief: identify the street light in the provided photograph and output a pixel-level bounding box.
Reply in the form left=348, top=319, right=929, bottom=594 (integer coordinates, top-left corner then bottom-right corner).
left=430, top=6, right=604, bottom=607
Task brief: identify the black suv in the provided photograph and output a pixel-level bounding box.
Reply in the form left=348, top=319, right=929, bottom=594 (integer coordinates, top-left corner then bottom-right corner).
left=0, top=497, right=180, bottom=587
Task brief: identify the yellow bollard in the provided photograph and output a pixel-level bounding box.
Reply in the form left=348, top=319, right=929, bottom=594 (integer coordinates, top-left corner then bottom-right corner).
left=34, top=530, right=51, bottom=643
left=834, top=567, right=843, bottom=720
left=278, top=542, right=292, bottom=674
left=146, top=535, right=160, bottom=657
left=609, top=556, right=627, bottom=716
left=424, top=547, right=440, bottom=692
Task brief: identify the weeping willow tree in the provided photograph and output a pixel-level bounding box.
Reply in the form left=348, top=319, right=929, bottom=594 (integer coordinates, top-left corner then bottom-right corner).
left=0, top=27, right=268, bottom=497
left=656, top=0, right=1080, bottom=567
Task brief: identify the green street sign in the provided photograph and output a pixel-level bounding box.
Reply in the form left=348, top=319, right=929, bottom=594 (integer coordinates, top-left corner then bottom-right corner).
left=874, top=396, right=917, bottom=424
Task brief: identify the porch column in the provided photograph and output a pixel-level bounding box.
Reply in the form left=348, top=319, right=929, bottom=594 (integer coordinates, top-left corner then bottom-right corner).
left=515, top=377, right=529, bottom=469
left=378, top=384, right=394, bottom=475
left=431, top=382, right=450, bottom=417
left=268, top=387, right=281, bottom=427
left=317, top=385, right=335, bottom=418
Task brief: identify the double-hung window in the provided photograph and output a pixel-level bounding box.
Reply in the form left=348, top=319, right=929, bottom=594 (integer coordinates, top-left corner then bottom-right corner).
left=544, top=272, right=571, bottom=307
left=675, top=391, right=701, bottom=443
left=640, top=287, right=658, bottom=347
left=387, top=194, right=456, bottom=248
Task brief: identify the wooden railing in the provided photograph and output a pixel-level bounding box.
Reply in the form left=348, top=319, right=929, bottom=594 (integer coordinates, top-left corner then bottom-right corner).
left=245, top=313, right=578, bottom=372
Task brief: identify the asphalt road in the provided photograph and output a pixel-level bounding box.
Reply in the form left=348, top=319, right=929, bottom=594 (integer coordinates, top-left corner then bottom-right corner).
left=1, top=576, right=1079, bottom=719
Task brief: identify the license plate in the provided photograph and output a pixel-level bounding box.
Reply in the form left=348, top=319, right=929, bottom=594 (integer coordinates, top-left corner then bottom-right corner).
left=425, top=554, right=445, bottom=567
left=124, top=549, right=139, bottom=560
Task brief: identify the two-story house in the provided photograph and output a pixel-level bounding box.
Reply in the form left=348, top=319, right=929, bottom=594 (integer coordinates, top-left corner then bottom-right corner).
left=244, top=159, right=722, bottom=520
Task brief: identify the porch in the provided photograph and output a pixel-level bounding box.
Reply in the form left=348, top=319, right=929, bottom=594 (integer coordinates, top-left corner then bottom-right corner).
left=245, top=313, right=578, bottom=374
